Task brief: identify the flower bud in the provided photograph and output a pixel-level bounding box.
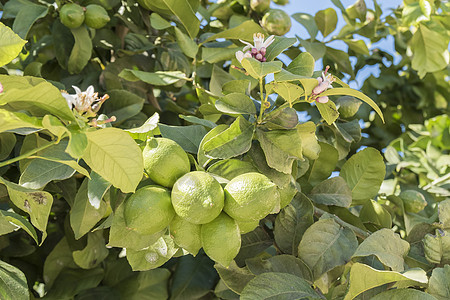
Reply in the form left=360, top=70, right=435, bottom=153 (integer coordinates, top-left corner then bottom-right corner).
left=260, top=47, right=266, bottom=56
left=0, top=82, right=3, bottom=93
left=251, top=47, right=258, bottom=54
left=256, top=53, right=263, bottom=61
left=316, top=96, right=329, bottom=103
left=312, top=81, right=329, bottom=95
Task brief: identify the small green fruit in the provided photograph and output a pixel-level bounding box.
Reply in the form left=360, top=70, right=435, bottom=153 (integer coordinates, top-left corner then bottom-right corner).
left=250, top=0, right=270, bottom=13
left=60, top=3, right=85, bottom=29
left=84, top=4, right=110, bottom=29
left=262, top=9, right=292, bottom=36
left=400, top=190, right=427, bottom=213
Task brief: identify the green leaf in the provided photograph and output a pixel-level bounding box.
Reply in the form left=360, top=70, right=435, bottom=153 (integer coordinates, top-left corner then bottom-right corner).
left=115, top=268, right=171, bottom=299
left=208, top=159, right=258, bottom=181
left=119, top=69, right=186, bottom=86
left=428, top=265, right=450, bottom=300
left=297, top=122, right=320, bottom=160
left=201, top=46, right=238, bottom=63
left=203, top=116, right=255, bottom=159
left=274, top=193, right=314, bottom=255
left=222, top=80, right=251, bottom=95
left=263, top=107, right=299, bottom=130
left=0, top=133, right=16, bottom=161
left=246, top=255, right=313, bottom=282
left=352, top=229, right=410, bottom=272
left=340, top=147, right=386, bottom=202
left=87, top=172, right=111, bottom=210
left=286, top=52, right=315, bottom=77
left=439, top=199, right=450, bottom=229
left=299, top=39, right=326, bottom=60
left=174, top=27, right=198, bottom=58
left=325, top=47, right=355, bottom=77
left=68, top=26, right=93, bottom=74
left=292, top=13, right=318, bottom=39
left=0, top=109, right=42, bottom=134
left=265, top=36, right=297, bottom=61
left=309, top=176, right=352, bottom=207
left=315, top=8, right=338, bottom=37
left=321, top=87, right=384, bottom=122
left=305, top=142, right=339, bottom=185
left=0, top=210, right=39, bottom=244
left=345, top=39, right=370, bottom=56
left=70, top=178, right=108, bottom=240
left=101, top=90, right=145, bottom=123
left=43, top=237, right=77, bottom=289
left=197, top=124, right=228, bottom=167
left=149, top=13, right=171, bottom=29
left=0, top=260, right=29, bottom=300
left=82, top=128, right=144, bottom=193
left=215, top=92, right=257, bottom=115
left=316, top=100, right=339, bottom=125
left=411, top=24, right=450, bottom=78
left=370, top=289, right=437, bottom=300
left=203, top=20, right=264, bottom=43
left=215, top=261, right=255, bottom=295
left=240, top=272, right=320, bottom=300
left=344, top=263, right=428, bottom=300
left=360, top=199, right=392, bottom=230
left=241, top=58, right=282, bottom=79
left=0, top=22, right=27, bottom=67
left=298, top=218, right=358, bottom=279
left=125, top=113, right=159, bottom=141
left=423, top=229, right=450, bottom=264
left=159, top=124, right=207, bottom=154
left=270, top=82, right=304, bottom=106
left=73, top=231, right=109, bottom=269
left=4, top=0, right=48, bottom=39
left=161, top=0, right=200, bottom=38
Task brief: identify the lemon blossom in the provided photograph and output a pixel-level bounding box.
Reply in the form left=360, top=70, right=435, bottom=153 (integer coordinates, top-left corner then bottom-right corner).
left=235, top=33, right=275, bottom=63
left=0, top=82, right=3, bottom=94
left=61, top=85, right=109, bottom=113
left=312, top=66, right=336, bottom=104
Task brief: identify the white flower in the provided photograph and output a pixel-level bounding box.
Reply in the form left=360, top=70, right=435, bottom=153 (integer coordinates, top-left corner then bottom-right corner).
left=235, top=33, right=275, bottom=63
left=312, top=66, right=335, bottom=95
left=62, top=85, right=100, bottom=112
left=235, top=50, right=252, bottom=63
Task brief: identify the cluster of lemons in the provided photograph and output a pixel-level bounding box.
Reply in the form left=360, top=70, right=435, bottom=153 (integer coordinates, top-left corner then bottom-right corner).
left=59, top=3, right=110, bottom=29
left=123, top=138, right=288, bottom=266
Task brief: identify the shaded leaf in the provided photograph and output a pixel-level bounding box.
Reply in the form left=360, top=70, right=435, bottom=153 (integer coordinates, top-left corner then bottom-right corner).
left=0, top=22, right=27, bottom=67
left=309, top=176, right=352, bottom=207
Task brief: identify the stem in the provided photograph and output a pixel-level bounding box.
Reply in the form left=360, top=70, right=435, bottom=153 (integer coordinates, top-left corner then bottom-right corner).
left=314, top=207, right=370, bottom=240
left=0, top=139, right=60, bottom=168
left=423, top=172, right=450, bottom=190
left=258, top=77, right=265, bottom=123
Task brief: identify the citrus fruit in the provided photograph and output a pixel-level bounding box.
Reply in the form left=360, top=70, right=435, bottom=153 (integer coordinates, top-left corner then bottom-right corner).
left=262, top=9, right=292, bottom=36
left=171, top=171, right=224, bottom=224
left=400, top=190, right=427, bottom=213
left=169, top=215, right=202, bottom=255
left=279, top=179, right=298, bottom=209
left=143, top=137, right=190, bottom=188
left=223, top=172, right=278, bottom=221
left=84, top=4, right=110, bottom=29
left=236, top=219, right=259, bottom=234
left=201, top=213, right=241, bottom=266
left=250, top=0, right=270, bottom=13
left=124, top=185, right=175, bottom=235
left=60, top=3, right=85, bottom=29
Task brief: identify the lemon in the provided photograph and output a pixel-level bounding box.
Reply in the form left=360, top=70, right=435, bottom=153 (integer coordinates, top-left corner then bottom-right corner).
left=236, top=219, right=259, bottom=234
left=223, top=172, right=278, bottom=221
left=262, top=9, right=292, bottom=36
left=279, top=179, right=298, bottom=209
left=84, top=4, right=110, bottom=29
left=400, top=190, right=427, bottom=213
left=143, top=137, right=190, bottom=188
left=60, top=3, right=85, bottom=29
left=201, top=213, right=241, bottom=266
left=171, top=171, right=224, bottom=224
left=169, top=215, right=202, bottom=255
left=124, top=185, right=175, bottom=235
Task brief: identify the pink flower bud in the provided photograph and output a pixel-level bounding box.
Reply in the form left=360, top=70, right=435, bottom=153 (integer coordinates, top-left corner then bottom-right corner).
left=0, top=82, right=3, bottom=93
left=260, top=47, right=266, bottom=56
left=256, top=53, right=263, bottom=61
left=251, top=48, right=258, bottom=54
left=316, top=96, right=329, bottom=103
left=317, top=77, right=323, bottom=84
left=262, top=57, right=267, bottom=62
left=312, top=81, right=329, bottom=95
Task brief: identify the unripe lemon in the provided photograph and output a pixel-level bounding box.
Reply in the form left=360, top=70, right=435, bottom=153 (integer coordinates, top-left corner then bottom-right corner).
left=169, top=215, right=202, bottom=255
left=171, top=171, right=224, bottom=224
left=124, top=185, right=175, bottom=235
left=201, top=213, right=241, bottom=267
left=60, top=3, right=85, bottom=29
left=250, top=0, right=270, bottom=13
left=262, top=9, right=292, bottom=36
left=84, top=4, right=110, bottom=29
left=400, top=190, right=427, bottom=213
left=143, top=137, right=190, bottom=188
left=223, top=172, right=278, bottom=221
left=236, top=219, right=259, bottom=234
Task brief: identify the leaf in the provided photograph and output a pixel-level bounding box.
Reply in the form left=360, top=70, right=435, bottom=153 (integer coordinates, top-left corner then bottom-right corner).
left=286, top=52, right=315, bottom=77
left=4, top=0, right=48, bottom=39
left=411, top=24, right=449, bottom=78
left=203, top=116, right=255, bottom=159
left=0, top=109, right=42, bottom=134
left=201, top=46, right=238, bottom=63
left=325, top=47, right=355, bottom=77
left=208, top=159, right=258, bottom=181
left=0, top=22, right=27, bottom=67
left=246, top=255, right=313, bottom=282
left=352, top=229, right=410, bottom=272
left=161, top=0, right=200, bottom=38
left=70, top=178, right=107, bottom=240
left=274, top=193, right=314, bottom=255
left=115, top=268, right=171, bottom=299
left=370, top=289, right=438, bottom=300
left=0, top=210, right=39, bottom=244
left=240, top=272, right=320, bottom=300
left=119, top=69, right=186, bottom=86
left=360, top=199, right=392, bottom=230
left=150, top=13, right=171, bottom=29
left=309, top=176, right=352, bottom=207
left=125, top=113, right=159, bottom=141
left=264, top=36, right=297, bottom=61
left=43, top=237, right=77, bottom=289
left=316, top=100, right=339, bottom=125
left=82, top=128, right=144, bottom=193
left=235, top=227, right=273, bottom=266
left=344, top=263, right=428, bottom=300
left=321, top=87, right=384, bottom=122
left=297, top=122, right=320, bottom=160
left=270, top=82, right=304, bottom=106
left=222, top=80, right=251, bottom=95
left=101, top=90, right=145, bottom=123
left=73, top=231, right=109, bottom=269
left=159, top=124, right=207, bottom=154
left=315, top=8, right=338, bottom=37
left=305, top=142, right=339, bottom=185
left=215, top=261, right=255, bottom=295
left=292, top=13, right=318, bottom=39
left=215, top=92, right=257, bottom=115
left=203, top=20, right=264, bottom=43
left=428, top=265, right=450, bottom=300
left=0, top=133, right=16, bottom=160
left=340, top=147, right=386, bottom=202
left=299, top=39, right=326, bottom=61
left=263, top=106, right=299, bottom=130
left=88, top=172, right=111, bottom=210
left=68, top=26, right=93, bottom=74
left=241, top=58, right=282, bottom=79
left=423, top=229, right=450, bottom=264
left=0, top=260, right=29, bottom=300
left=345, top=39, right=370, bottom=56
left=174, top=27, right=198, bottom=58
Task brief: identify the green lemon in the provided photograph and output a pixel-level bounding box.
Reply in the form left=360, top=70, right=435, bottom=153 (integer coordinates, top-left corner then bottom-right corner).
left=223, top=172, right=278, bottom=222
left=84, top=4, right=110, bottom=29
left=201, top=213, right=241, bottom=267
left=171, top=171, right=224, bottom=224
left=262, top=9, right=292, bottom=36
left=250, top=0, right=270, bottom=13
left=143, top=137, right=190, bottom=188
left=124, top=185, right=175, bottom=235
left=400, top=190, right=427, bottom=213
left=278, top=179, right=298, bottom=209
left=60, top=3, right=85, bottom=29
left=169, top=215, right=202, bottom=255
left=236, top=219, right=259, bottom=234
